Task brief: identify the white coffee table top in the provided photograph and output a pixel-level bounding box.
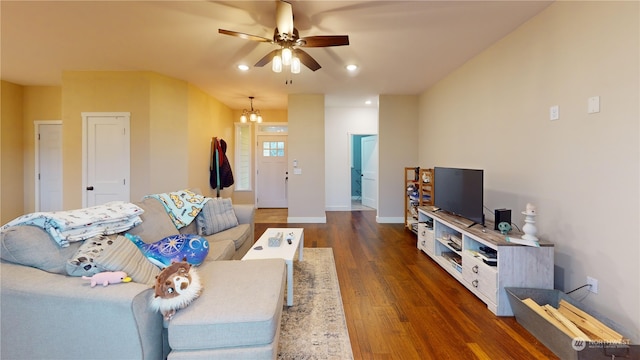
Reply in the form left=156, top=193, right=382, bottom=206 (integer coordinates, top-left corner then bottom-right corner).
left=242, top=228, right=304, bottom=261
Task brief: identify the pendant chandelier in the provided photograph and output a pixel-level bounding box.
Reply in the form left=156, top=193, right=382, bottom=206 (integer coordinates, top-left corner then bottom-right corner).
left=240, top=96, right=263, bottom=123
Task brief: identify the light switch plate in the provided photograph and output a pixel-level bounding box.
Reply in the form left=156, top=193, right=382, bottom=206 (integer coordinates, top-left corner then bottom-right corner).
left=550, top=105, right=559, bottom=121
left=588, top=96, right=600, bottom=114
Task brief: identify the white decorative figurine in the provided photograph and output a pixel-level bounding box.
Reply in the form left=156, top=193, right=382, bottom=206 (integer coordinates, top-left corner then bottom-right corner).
left=521, top=203, right=539, bottom=242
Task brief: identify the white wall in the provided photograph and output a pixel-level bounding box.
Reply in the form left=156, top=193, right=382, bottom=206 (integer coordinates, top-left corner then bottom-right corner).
left=325, top=106, right=378, bottom=211
left=419, top=1, right=639, bottom=341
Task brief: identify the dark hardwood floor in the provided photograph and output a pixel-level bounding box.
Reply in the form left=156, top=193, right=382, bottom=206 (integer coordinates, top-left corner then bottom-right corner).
left=255, top=210, right=558, bottom=359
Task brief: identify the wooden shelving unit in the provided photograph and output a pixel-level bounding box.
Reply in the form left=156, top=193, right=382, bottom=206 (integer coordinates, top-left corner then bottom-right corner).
left=420, top=168, right=434, bottom=206
left=405, top=167, right=434, bottom=234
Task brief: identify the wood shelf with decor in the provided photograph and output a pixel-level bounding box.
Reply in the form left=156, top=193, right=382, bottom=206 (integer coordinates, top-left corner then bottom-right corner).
left=404, top=167, right=434, bottom=234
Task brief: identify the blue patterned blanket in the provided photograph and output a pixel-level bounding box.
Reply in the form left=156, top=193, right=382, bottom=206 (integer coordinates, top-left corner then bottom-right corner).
left=144, top=189, right=209, bottom=229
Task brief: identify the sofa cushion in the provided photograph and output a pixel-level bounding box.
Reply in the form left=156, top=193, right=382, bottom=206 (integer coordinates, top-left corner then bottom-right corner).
left=205, top=223, right=251, bottom=251
left=129, top=197, right=180, bottom=243
left=180, top=220, right=198, bottom=236
left=196, top=198, right=238, bottom=236
left=66, top=234, right=160, bottom=285
left=168, top=259, right=285, bottom=351
left=0, top=225, right=82, bottom=275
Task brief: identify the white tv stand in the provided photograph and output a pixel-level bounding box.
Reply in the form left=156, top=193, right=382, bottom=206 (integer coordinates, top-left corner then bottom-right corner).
left=417, top=206, right=554, bottom=316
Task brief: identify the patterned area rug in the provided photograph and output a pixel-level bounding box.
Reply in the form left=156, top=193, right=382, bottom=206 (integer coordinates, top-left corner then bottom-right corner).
left=278, top=248, right=354, bottom=360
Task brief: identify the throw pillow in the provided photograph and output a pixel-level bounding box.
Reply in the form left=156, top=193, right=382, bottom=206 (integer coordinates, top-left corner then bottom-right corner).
left=0, top=225, right=82, bottom=275
left=126, top=233, right=209, bottom=268
left=196, top=197, right=239, bottom=236
left=66, top=234, right=160, bottom=285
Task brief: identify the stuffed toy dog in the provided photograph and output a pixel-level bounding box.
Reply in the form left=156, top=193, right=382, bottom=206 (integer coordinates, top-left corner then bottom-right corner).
left=150, top=259, right=202, bottom=321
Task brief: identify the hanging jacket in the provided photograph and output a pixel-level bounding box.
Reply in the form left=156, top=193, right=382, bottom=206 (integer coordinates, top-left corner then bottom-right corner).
left=210, top=137, right=234, bottom=191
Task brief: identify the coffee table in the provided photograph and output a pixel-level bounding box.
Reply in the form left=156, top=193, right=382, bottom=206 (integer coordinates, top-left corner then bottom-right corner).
left=242, top=228, right=304, bottom=306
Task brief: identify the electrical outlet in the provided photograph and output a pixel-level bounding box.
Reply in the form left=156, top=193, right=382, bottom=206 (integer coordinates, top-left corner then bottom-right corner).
left=587, top=276, right=598, bottom=294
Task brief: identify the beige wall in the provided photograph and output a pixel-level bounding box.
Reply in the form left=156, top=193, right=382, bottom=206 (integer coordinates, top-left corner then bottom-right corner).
left=22, top=86, right=62, bottom=214
left=419, top=1, right=639, bottom=341
left=148, top=73, right=189, bottom=194
left=0, top=81, right=25, bottom=224
left=62, top=71, right=152, bottom=207
left=1, top=71, right=259, bottom=220
left=187, top=84, right=235, bottom=199
left=378, top=95, right=419, bottom=221
left=287, top=94, right=326, bottom=222
left=0, top=71, right=238, bottom=212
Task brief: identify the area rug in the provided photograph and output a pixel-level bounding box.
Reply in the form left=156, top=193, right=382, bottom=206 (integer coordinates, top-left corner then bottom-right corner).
left=278, top=247, right=354, bottom=360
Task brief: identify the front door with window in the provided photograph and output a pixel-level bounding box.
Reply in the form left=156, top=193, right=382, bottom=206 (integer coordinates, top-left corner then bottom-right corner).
left=256, top=135, right=288, bottom=208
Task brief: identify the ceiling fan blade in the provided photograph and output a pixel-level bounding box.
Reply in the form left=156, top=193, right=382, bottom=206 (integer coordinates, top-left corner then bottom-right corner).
left=254, top=49, right=280, bottom=67
left=300, top=35, right=350, bottom=47
left=218, top=29, right=272, bottom=43
left=293, top=49, right=321, bottom=71
left=276, top=1, right=294, bottom=36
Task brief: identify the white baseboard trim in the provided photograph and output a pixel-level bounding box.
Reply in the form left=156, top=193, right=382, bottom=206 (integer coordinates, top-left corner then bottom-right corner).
left=287, top=216, right=327, bottom=224
left=376, top=216, right=404, bottom=224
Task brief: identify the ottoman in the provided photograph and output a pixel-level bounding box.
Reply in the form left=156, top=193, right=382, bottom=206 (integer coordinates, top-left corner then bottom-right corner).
left=167, top=259, right=286, bottom=359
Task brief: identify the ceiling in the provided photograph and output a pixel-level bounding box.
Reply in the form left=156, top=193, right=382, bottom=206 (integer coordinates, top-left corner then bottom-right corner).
left=1, top=1, right=552, bottom=110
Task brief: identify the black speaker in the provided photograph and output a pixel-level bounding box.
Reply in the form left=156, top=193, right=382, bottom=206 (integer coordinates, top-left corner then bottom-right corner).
left=494, top=209, right=511, bottom=230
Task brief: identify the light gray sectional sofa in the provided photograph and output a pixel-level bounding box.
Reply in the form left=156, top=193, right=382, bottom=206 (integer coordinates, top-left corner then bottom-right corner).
left=0, top=195, right=286, bottom=360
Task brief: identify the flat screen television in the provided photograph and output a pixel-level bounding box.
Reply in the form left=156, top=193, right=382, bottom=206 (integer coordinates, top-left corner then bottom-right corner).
left=434, top=167, right=484, bottom=227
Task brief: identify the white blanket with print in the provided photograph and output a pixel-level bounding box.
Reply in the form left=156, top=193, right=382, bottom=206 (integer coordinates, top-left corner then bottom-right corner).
left=0, top=201, right=144, bottom=247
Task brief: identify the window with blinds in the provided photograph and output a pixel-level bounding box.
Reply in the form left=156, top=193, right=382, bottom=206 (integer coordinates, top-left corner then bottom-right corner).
left=234, top=123, right=251, bottom=191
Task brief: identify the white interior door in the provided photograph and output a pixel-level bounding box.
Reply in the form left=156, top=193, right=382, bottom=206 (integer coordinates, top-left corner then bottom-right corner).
left=361, top=135, right=378, bottom=209
left=36, top=122, right=63, bottom=212
left=82, top=112, right=130, bottom=207
left=256, top=134, right=288, bottom=208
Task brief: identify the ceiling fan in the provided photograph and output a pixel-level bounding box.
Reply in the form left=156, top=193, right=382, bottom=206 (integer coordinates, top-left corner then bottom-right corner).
left=218, top=0, right=349, bottom=73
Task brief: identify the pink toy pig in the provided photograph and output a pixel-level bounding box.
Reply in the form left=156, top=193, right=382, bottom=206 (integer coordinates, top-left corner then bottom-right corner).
left=83, top=271, right=132, bottom=287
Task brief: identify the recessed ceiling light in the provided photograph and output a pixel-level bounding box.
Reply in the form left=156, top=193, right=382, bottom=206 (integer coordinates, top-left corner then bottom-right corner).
left=237, top=64, right=249, bottom=71
left=346, top=64, right=358, bottom=72
left=365, top=100, right=372, bottom=105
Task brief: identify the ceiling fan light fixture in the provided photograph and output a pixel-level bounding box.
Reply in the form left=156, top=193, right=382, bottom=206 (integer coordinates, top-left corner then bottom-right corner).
left=219, top=0, right=351, bottom=77
left=241, top=97, right=263, bottom=123
left=272, top=54, right=283, bottom=73
left=281, top=47, right=292, bottom=66
left=237, top=64, right=250, bottom=71
left=291, top=56, right=301, bottom=74
left=346, top=64, right=358, bottom=72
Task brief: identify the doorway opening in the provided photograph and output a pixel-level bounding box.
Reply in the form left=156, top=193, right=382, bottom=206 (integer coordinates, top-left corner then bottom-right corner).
left=350, top=134, right=376, bottom=211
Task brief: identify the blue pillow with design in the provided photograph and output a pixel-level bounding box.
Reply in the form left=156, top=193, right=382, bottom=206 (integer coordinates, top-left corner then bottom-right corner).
left=125, top=233, right=209, bottom=268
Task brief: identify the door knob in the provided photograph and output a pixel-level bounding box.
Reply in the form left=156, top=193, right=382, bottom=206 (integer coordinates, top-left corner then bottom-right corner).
left=86, top=186, right=94, bottom=191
